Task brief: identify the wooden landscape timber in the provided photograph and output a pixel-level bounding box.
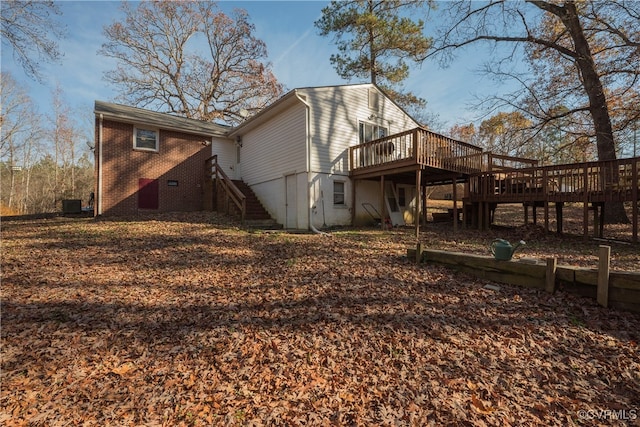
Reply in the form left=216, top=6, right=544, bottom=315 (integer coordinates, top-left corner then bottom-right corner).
left=408, top=245, right=640, bottom=313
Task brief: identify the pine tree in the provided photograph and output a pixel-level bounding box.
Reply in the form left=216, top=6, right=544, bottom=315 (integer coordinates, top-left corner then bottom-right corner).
left=315, top=0, right=434, bottom=113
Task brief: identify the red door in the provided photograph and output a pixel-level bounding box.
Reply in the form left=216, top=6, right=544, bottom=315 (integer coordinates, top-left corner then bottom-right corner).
left=138, top=178, right=159, bottom=209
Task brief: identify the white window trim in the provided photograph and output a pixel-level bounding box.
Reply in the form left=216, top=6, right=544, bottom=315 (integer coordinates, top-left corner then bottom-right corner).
left=133, top=126, right=159, bottom=152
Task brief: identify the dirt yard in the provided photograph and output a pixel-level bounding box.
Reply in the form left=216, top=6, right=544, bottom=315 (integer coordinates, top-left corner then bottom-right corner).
left=2, top=212, right=639, bottom=426
left=423, top=201, right=638, bottom=270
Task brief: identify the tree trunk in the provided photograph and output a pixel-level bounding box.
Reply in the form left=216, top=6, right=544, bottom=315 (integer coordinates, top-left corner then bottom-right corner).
left=9, top=168, right=16, bottom=210
left=559, top=2, right=614, bottom=161
left=367, top=0, right=377, bottom=85
left=550, top=1, right=629, bottom=224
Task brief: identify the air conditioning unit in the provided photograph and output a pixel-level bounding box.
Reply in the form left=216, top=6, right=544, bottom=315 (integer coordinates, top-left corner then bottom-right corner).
left=62, top=199, right=82, bottom=214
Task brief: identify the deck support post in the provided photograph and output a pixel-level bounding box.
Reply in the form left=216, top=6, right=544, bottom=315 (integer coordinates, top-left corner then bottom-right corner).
left=452, top=176, right=458, bottom=233
left=583, top=201, right=589, bottom=240
left=595, top=203, right=605, bottom=238
left=351, top=179, right=357, bottom=226
left=583, top=167, right=589, bottom=241
left=543, top=168, right=549, bottom=233
left=463, top=180, right=470, bottom=230
left=544, top=201, right=550, bottom=233
left=633, top=160, right=638, bottom=243
left=380, top=175, right=386, bottom=231
left=556, top=202, right=564, bottom=235
left=415, top=169, right=422, bottom=239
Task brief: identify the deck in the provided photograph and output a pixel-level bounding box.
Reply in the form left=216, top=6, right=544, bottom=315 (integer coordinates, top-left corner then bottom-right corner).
left=466, top=157, right=639, bottom=204
left=349, top=127, right=639, bottom=241
left=465, top=157, right=639, bottom=241
left=349, top=127, right=538, bottom=183
left=350, top=127, right=484, bottom=180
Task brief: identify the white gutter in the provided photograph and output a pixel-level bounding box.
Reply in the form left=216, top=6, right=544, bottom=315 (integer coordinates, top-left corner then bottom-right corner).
left=97, top=113, right=103, bottom=216
left=294, top=90, right=328, bottom=236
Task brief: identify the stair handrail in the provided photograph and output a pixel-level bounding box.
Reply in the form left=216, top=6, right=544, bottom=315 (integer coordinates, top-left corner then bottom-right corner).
left=206, top=155, right=246, bottom=223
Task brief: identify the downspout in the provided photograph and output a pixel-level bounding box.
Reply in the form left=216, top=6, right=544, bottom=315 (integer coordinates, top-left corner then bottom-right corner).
left=97, top=113, right=104, bottom=216
left=294, top=90, right=328, bottom=235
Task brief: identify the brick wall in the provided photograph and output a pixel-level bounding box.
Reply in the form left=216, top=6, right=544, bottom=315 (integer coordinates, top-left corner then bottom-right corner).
left=97, top=119, right=212, bottom=216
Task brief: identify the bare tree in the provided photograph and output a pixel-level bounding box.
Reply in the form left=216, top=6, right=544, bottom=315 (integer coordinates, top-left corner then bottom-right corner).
left=431, top=0, right=639, bottom=223
left=433, top=1, right=639, bottom=159
left=49, top=85, right=79, bottom=204
left=0, top=0, right=65, bottom=82
left=0, top=73, right=44, bottom=213
left=1, top=74, right=93, bottom=214
left=100, top=1, right=283, bottom=125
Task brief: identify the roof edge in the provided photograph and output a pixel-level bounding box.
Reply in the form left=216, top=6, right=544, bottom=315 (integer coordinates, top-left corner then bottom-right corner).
left=227, top=90, right=301, bottom=137
left=94, top=101, right=231, bottom=137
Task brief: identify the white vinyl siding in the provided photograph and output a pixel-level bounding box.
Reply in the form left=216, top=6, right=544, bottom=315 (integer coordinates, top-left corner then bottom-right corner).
left=298, top=85, right=419, bottom=176
left=210, top=137, right=236, bottom=178
left=240, top=103, right=307, bottom=185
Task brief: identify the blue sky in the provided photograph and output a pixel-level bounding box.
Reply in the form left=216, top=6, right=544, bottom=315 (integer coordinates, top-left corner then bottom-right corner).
left=1, top=0, right=511, bottom=136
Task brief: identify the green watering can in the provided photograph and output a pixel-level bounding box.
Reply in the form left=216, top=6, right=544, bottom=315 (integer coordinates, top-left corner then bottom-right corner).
left=490, top=239, right=526, bottom=261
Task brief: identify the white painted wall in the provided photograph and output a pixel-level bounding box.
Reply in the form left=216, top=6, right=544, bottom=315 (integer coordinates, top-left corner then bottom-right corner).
left=250, top=172, right=308, bottom=229
left=353, top=180, right=385, bottom=226
left=230, top=101, right=308, bottom=228
left=308, top=172, right=352, bottom=228
left=210, top=136, right=236, bottom=178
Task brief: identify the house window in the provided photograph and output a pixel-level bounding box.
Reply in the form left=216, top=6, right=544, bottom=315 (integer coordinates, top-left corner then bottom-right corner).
left=368, top=88, right=380, bottom=111
left=134, top=127, right=159, bottom=151
left=398, top=187, right=406, bottom=207
left=333, top=181, right=345, bottom=206
left=359, top=122, right=388, bottom=143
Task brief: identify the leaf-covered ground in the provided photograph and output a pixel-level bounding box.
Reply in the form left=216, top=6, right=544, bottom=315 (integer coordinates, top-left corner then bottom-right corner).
left=2, top=212, right=639, bottom=426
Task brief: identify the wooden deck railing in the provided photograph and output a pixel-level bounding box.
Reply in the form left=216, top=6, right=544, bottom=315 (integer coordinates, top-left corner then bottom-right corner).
left=485, top=153, right=538, bottom=171
left=467, top=157, right=640, bottom=204
left=349, top=127, right=484, bottom=175
left=205, top=155, right=246, bottom=222
left=349, top=127, right=543, bottom=177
